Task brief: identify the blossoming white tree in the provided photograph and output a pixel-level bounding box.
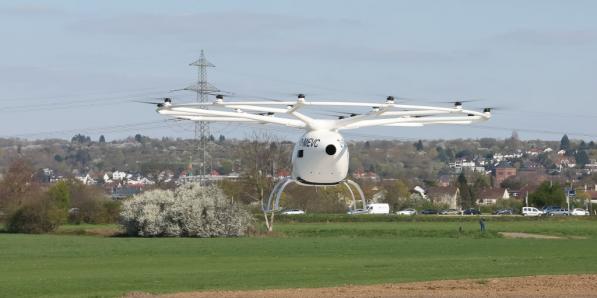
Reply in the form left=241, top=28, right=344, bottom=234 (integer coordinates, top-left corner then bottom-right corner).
left=120, top=184, right=253, bottom=237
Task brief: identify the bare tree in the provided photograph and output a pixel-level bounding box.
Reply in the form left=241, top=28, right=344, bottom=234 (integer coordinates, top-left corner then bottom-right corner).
left=237, top=132, right=291, bottom=203
left=236, top=132, right=291, bottom=231
left=0, top=158, right=38, bottom=209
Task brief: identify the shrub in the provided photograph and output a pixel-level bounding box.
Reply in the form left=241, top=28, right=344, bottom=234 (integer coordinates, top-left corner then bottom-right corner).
left=66, top=180, right=119, bottom=224
left=120, top=184, right=254, bottom=237
left=7, top=197, right=64, bottom=233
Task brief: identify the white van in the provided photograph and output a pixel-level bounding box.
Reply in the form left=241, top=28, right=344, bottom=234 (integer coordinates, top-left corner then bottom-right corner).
left=522, top=207, right=543, bottom=217
left=366, top=203, right=390, bottom=214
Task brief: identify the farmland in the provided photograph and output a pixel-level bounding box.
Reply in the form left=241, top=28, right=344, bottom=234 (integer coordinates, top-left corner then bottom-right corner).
left=1, top=218, right=596, bottom=297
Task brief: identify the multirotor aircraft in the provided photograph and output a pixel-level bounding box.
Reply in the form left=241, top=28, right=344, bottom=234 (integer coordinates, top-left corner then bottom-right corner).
left=155, top=94, right=491, bottom=215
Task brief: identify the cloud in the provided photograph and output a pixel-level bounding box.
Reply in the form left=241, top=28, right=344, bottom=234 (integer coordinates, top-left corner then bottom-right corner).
left=496, top=29, right=597, bottom=46
left=68, top=12, right=353, bottom=42
left=0, top=3, right=66, bottom=17
left=235, top=43, right=488, bottom=65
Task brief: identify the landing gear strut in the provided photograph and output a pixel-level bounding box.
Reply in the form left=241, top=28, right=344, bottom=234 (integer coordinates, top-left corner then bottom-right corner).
left=262, top=177, right=367, bottom=231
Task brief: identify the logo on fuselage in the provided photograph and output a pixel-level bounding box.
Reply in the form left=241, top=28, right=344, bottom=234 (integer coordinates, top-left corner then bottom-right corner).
left=300, top=138, right=320, bottom=148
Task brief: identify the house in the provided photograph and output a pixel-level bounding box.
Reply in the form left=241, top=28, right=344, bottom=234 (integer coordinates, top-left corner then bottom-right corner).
left=352, top=169, right=380, bottom=181
left=494, top=164, right=517, bottom=185
left=103, top=173, right=112, bottom=183
left=517, top=168, right=548, bottom=187
left=276, top=169, right=290, bottom=179
left=426, top=187, right=459, bottom=209
left=554, top=156, right=576, bottom=168
left=476, top=188, right=510, bottom=205
left=76, top=173, right=97, bottom=185
left=526, top=148, right=543, bottom=156
left=127, top=176, right=155, bottom=186
left=112, top=171, right=127, bottom=180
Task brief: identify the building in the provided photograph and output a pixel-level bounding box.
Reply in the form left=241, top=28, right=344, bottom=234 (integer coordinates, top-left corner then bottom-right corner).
left=477, top=188, right=510, bottom=205
left=495, top=165, right=517, bottom=185
left=426, top=187, right=459, bottom=209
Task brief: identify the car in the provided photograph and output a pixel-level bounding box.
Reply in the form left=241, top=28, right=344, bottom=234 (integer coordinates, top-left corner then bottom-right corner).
left=347, top=208, right=368, bottom=215
left=548, top=208, right=569, bottom=216
left=366, top=203, right=390, bottom=214
left=493, top=208, right=513, bottom=215
left=281, top=209, right=305, bottom=215
left=522, top=207, right=543, bottom=216
left=439, top=209, right=460, bottom=215
left=396, top=208, right=417, bottom=216
left=420, top=209, right=438, bottom=215
left=571, top=208, right=589, bottom=216
left=542, top=205, right=561, bottom=215
left=463, top=208, right=481, bottom=215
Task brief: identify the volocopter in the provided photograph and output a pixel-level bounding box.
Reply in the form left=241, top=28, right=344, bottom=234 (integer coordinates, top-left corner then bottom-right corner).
left=154, top=93, right=491, bottom=216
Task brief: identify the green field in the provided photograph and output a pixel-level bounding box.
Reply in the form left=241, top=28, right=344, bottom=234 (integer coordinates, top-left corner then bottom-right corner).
left=1, top=218, right=597, bottom=297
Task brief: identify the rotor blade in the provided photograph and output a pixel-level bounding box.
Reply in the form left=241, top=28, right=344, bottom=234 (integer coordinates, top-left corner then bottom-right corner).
left=134, top=100, right=162, bottom=105
left=210, top=92, right=286, bottom=102
left=435, top=99, right=484, bottom=104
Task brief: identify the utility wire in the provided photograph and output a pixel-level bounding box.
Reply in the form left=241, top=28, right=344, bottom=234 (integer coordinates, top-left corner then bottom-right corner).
left=4, top=120, right=170, bottom=139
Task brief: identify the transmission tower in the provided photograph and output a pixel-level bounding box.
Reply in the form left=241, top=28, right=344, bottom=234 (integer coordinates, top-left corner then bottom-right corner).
left=185, top=50, right=219, bottom=182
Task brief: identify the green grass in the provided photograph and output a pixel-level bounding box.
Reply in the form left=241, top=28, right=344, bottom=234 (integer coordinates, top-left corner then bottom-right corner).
left=1, top=219, right=597, bottom=297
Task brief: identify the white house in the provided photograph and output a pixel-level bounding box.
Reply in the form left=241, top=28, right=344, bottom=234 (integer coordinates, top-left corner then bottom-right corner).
left=76, top=174, right=96, bottom=185
left=112, top=171, right=127, bottom=180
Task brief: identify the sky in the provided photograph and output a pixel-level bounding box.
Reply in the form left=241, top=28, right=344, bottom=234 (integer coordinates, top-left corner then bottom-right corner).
left=0, top=0, right=596, bottom=142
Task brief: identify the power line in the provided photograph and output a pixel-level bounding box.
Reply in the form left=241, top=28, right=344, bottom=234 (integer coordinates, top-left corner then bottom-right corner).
left=0, top=90, right=168, bottom=113
left=471, top=124, right=597, bottom=139
left=0, top=87, right=168, bottom=103
left=3, top=120, right=170, bottom=139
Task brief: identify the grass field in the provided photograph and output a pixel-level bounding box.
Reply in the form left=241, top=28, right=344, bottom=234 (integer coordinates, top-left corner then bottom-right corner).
left=1, top=218, right=597, bottom=297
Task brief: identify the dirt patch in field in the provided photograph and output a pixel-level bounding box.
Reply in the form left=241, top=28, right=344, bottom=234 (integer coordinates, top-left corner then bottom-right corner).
left=498, top=232, right=588, bottom=240
left=498, top=232, right=564, bottom=239
left=125, top=274, right=597, bottom=298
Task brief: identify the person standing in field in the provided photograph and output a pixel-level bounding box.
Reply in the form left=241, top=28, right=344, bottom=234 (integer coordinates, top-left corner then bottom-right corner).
left=479, top=217, right=486, bottom=232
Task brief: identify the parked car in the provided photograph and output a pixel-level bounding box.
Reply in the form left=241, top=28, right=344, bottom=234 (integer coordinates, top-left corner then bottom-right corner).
left=463, top=208, right=481, bottom=215
left=542, top=205, right=561, bottom=215
left=571, top=208, right=589, bottom=216
left=281, top=209, right=305, bottom=215
left=420, top=209, right=438, bottom=215
left=493, top=209, right=513, bottom=215
left=366, top=203, right=390, bottom=214
left=522, top=207, right=543, bottom=216
left=347, top=208, right=368, bottom=215
left=396, top=208, right=417, bottom=216
left=439, top=209, right=460, bottom=215
left=548, top=208, right=569, bottom=216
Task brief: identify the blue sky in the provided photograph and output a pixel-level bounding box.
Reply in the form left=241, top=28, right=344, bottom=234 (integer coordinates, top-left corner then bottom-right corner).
left=0, top=0, right=596, bottom=141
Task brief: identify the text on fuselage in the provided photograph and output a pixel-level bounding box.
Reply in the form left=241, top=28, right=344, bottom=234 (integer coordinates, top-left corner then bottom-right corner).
left=300, top=138, right=320, bottom=147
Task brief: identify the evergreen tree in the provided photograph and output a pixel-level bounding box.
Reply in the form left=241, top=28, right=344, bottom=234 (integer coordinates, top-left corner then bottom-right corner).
left=414, top=140, right=424, bottom=151
left=71, top=134, right=91, bottom=144
left=579, top=140, right=588, bottom=150
left=575, top=150, right=590, bottom=168
left=560, top=134, right=570, bottom=150
left=99, top=135, right=106, bottom=143
left=457, top=172, right=474, bottom=209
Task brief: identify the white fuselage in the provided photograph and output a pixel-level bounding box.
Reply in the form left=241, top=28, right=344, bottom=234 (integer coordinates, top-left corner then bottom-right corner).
left=291, top=130, right=349, bottom=185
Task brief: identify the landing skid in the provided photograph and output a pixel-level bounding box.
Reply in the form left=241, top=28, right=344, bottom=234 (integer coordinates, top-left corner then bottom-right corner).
left=262, top=177, right=367, bottom=231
